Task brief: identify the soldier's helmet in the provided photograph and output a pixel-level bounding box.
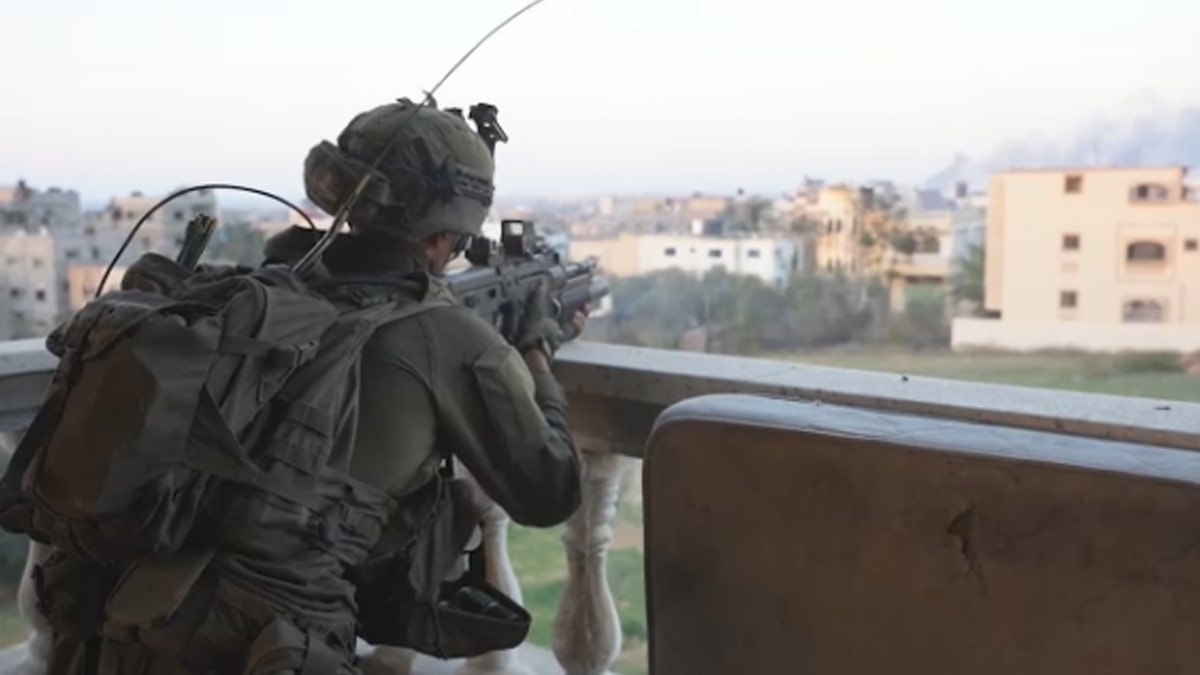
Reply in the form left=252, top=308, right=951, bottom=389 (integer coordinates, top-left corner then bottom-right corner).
left=303, top=98, right=495, bottom=239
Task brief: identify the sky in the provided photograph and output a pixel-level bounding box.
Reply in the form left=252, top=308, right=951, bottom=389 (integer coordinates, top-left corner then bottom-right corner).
left=3, top=0, right=1200, bottom=207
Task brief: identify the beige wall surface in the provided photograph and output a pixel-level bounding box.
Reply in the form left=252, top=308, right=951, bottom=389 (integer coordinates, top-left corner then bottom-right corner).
left=985, top=167, right=1200, bottom=325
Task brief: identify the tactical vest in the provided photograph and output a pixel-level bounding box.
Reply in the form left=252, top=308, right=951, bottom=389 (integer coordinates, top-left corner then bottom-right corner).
left=0, top=252, right=429, bottom=672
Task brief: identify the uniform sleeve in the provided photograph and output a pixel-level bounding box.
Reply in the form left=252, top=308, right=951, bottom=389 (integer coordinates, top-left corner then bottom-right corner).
left=434, top=313, right=582, bottom=528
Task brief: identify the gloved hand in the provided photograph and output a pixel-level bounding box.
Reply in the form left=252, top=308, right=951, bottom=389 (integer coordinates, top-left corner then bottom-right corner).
left=513, top=281, right=564, bottom=359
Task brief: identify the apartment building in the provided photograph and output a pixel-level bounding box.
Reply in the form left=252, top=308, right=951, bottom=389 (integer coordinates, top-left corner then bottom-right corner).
left=0, top=183, right=198, bottom=340
left=0, top=226, right=136, bottom=339
left=68, top=265, right=127, bottom=312
left=952, top=166, right=1200, bottom=352
left=0, top=231, right=61, bottom=338
left=0, top=182, right=83, bottom=232
left=802, top=184, right=959, bottom=312
left=885, top=209, right=956, bottom=309
left=570, top=233, right=799, bottom=288
left=812, top=186, right=859, bottom=275
left=94, top=188, right=219, bottom=254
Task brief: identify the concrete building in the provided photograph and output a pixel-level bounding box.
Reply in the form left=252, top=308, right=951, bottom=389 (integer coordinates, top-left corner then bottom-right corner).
left=68, top=265, right=127, bottom=312
left=886, top=209, right=956, bottom=310
left=952, top=166, right=1200, bottom=352
left=812, top=186, right=859, bottom=275
left=0, top=226, right=133, bottom=339
left=0, top=181, right=83, bottom=232
left=95, top=188, right=219, bottom=256
left=570, top=233, right=799, bottom=289
left=0, top=230, right=61, bottom=338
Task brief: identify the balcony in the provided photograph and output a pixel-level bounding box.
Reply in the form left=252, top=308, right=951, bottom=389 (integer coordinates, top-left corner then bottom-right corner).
left=887, top=253, right=951, bottom=280
left=4, top=338, right=1200, bottom=674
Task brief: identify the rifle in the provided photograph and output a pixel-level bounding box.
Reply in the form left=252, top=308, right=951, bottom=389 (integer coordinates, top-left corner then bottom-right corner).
left=448, top=219, right=609, bottom=343
left=174, top=215, right=609, bottom=343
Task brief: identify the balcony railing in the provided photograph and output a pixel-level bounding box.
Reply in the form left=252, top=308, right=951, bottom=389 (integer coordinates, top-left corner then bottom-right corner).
left=3, top=338, right=1200, bottom=674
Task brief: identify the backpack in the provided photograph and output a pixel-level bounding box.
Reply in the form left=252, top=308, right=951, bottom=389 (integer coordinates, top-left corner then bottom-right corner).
left=0, top=248, right=529, bottom=662
left=0, top=251, right=405, bottom=564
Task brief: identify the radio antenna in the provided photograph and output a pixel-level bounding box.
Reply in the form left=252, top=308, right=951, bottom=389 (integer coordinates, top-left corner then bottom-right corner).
left=291, top=0, right=550, bottom=276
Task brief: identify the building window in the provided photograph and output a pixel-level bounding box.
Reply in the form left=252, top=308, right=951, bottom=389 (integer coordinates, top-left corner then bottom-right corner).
left=65, top=249, right=79, bottom=259
left=1062, top=234, right=1080, bottom=251
left=708, top=249, right=722, bottom=259
left=1059, top=290, right=1077, bottom=309
left=9, top=288, right=19, bottom=298
left=32, top=258, right=43, bottom=268
left=1130, top=183, right=1170, bottom=203
left=1064, top=174, right=1083, bottom=193
left=1185, top=239, right=1197, bottom=252
left=663, top=247, right=676, bottom=256
left=1126, top=240, right=1166, bottom=262
left=1123, top=299, right=1165, bottom=322
left=747, top=249, right=761, bottom=258
left=916, top=236, right=940, bottom=254
left=35, top=290, right=46, bottom=302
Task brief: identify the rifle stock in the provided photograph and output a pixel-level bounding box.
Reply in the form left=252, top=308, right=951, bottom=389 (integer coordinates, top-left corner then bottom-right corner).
left=446, top=219, right=609, bottom=344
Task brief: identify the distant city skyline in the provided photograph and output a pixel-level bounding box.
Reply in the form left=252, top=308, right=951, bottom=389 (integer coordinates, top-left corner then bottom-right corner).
left=4, top=0, right=1200, bottom=206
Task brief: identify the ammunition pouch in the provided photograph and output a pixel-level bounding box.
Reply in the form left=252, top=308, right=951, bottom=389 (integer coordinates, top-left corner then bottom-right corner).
left=242, top=618, right=349, bottom=675
left=31, top=550, right=121, bottom=640
left=351, top=466, right=531, bottom=659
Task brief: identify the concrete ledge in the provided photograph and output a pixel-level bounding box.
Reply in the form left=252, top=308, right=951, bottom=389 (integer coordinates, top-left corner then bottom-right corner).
left=0, top=340, right=53, bottom=379
left=553, top=342, right=1200, bottom=456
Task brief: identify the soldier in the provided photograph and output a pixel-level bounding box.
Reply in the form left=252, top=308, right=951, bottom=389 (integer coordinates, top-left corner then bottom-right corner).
left=30, top=98, right=585, bottom=675
left=288, top=97, right=586, bottom=527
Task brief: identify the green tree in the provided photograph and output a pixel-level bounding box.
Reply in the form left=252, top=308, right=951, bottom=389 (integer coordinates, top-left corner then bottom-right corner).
left=950, top=243, right=986, bottom=309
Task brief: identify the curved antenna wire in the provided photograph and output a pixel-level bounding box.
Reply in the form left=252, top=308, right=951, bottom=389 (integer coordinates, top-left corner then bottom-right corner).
left=290, top=0, right=550, bottom=276
left=94, top=182, right=318, bottom=299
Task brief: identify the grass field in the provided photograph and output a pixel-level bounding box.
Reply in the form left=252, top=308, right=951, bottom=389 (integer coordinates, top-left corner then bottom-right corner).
left=0, top=605, right=28, bottom=649
left=768, top=349, right=1200, bottom=403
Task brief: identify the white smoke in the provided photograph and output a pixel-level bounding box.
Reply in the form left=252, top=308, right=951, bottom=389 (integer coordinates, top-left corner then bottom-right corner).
left=926, top=101, right=1200, bottom=192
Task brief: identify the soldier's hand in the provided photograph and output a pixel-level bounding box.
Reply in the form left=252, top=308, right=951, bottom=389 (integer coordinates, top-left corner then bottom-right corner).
left=563, top=303, right=590, bottom=342
left=514, top=281, right=563, bottom=359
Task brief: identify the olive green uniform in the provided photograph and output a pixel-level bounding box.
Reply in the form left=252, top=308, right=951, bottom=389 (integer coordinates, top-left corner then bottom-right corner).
left=37, top=228, right=580, bottom=675
left=265, top=227, right=583, bottom=525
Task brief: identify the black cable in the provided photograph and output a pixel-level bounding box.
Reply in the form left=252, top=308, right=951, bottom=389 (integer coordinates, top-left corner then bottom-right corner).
left=290, top=0, right=551, bottom=276
left=94, top=182, right=318, bottom=298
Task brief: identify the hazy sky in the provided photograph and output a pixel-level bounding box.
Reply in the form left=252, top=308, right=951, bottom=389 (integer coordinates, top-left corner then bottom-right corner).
left=3, top=0, right=1199, bottom=206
